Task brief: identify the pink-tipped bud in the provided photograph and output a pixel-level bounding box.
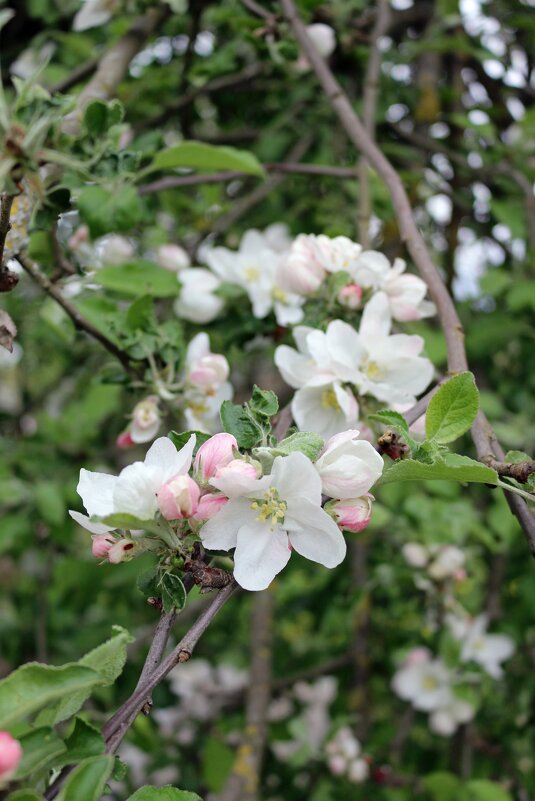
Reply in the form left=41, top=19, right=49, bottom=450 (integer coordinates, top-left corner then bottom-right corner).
left=0, top=731, right=22, bottom=784
left=337, top=283, right=363, bottom=310
left=210, top=459, right=261, bottom=498
left=116, top=430, right=134, bottom=449
left=194, top=433, right=237, bottom=480
left=91, top=534, right=115, bottom=559
left=188, top=354, right=229, bottom=389
left=404, top=647, right=431, bottom=667
left=327, top=755, right=347, bottom=776
left=157, top=475, right=200, bottom=520
left=193, top=492, right=228, bottom=521
left=157, top=243, right=190, bottom=272
left=108, top=539, right=137, bottom=564
left=330, top=495, right=373, bottom=533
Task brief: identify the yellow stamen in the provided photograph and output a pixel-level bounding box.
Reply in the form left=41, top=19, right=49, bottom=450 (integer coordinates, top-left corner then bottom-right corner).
left=250, top=487, right=287, bottom=528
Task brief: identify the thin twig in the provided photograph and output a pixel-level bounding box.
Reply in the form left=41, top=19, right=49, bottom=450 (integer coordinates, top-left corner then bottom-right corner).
left=18, top=253, right=139, bottom=375
left=49, top=56, right=100, bottom=95
left=0, top=193, right=14, bottom=269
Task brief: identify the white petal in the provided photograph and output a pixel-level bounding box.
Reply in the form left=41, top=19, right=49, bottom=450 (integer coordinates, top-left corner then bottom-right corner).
left=286, top=499, right=346, bottom=568
left=77, top=469, right=117, bottom=517
left=233, top=520, right=291, bottom=591
left=211, top=473, right=271, bottom=499
left=69, top=510, right=114, bottom=534
left=359, top=292, right=391, bottom=343
left=199, top=498, right=252, bottom=551
left=429, top=708, right=457, bottom=736
left=145, top=435, right=195, bottom=481
left=271, top=452, right=322, bottom=506
left=274, top=346, right=317, bottom=389
left=113, top=463, right=160, bottom=520
left=186, top=332, right=210, bottom=366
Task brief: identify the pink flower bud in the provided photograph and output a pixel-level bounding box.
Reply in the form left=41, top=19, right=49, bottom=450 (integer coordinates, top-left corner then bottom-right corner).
left=157, top=244, right=190, bottom=272
left=108, top=539, right=137, bottom=564
left=330, top=495, right=373, bottom=533
left=0, top=731, right=22, bottom=784
left=211, top=459, right=261, bottom=498
left=404, top=647, right=431, bottom=667
left=91, top=534, right=115, bottom=559
left=131, top=396, right=161, bottom=444
left=278, top=234, right=326, bottom=294
left=188, top=354, right=229, bottom=388
left=328, top=755, right=347, bottom=776
left=194, top=433, right=237, bottom=480
left=337, top=283, right=363, bottom=310
left=116, top=430, right=134, bottom=449
left=157, top=475, right=200, bottom=520
left=193, top=492, right=228, bottom=521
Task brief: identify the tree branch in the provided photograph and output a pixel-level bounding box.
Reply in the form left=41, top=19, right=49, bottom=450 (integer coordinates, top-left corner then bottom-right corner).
left=0, top=193, right=15, bottom=269
left=17, top=253, right=139, bottom=375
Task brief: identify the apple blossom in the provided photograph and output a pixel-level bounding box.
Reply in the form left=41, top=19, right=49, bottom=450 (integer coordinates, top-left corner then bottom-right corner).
left=402, top=542, right=429, bottom=568
left=454, top=615, right=515, bottom=679
left=98, top=234, right=135, bottom=266
left=174, top=268, right=224, bottom=324
left=329, top=495, right=373, bottom=533
left=183, top=382, right=233, bottom=433
left=0, top=732, right=22, bottom=787
left=296, top=23, right=336, bottom=71
left=193, top=492, right=228, bottom=521
left=91, top=533, right=115, bottom=559
left=325, top=727, right=369, bottom=783
left=185, top=333, right=229, bottom=389
left=157, top=475, right=201, bottom=520
left=428, top=698, right=475, bottom=736
left=292, top=382, right=360, bottom=439
left=194, top=433, right=238, bottom=480
left=130, top=396, right=161, bottom=444
left=337, top=283, right=363, bottom=309
left=199, top=451, right=347, bottom=591
left=70, top=435, right=196, bottom=528
left=427, top=545, right=465, bottom=580
left=314, top=429, right=384, bottom=499
left=157, top=243, right=190, bottom=272
left=210, top=459, right=261, bottom=498
left=278, top=234, right=327, bottom=294
left=108, top=539, right=137, bottom=564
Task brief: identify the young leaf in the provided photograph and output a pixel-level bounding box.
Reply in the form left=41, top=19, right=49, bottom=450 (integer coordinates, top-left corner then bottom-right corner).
left=97, top=261, right=180, bottom=298
left=0, top=664, right=100, bottom=728
left=169, top=430, right=210, bottom=454
left=77, top=186, right=142, bottom=237
left=220, top=401, right=263, bottom=449
left=369, top=409, right=410, bottom=437
left=379, top=453, right=498, bottom=486
left=14, top=728, right=66, bottom=779
left=37, top=627, right=133, bottom=726
left=54, top=718, right=104, bottom=769
left=161, top=573, right=187, bottom=614
left=127, top=788, right=202, bottom=801
left=56, top=756, right=114, bottom=801
left=250, top=385, right=279, bottom=417
left=276, top=432, right=325, bottom=461
left=425, top=372, right=479, bottom=443
left=151, top=141, right=265, bottom=177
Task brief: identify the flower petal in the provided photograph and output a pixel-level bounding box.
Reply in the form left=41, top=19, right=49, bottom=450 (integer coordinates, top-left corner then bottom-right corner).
left=69, top=510, right=114, bottom=534
left=145, top=434, right=196, bottom=481
left=199, top=498, right=253, bottom=551
left=271, top=452, right=322, bottom=506
left=286, top=499, right=347, bottom=568
left=77, top=469, right=117, bottom=517
left=233, top=520, right=291, bottom=591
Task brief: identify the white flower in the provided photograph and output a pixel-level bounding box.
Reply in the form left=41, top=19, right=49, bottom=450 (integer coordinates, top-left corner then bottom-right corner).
left=73, top=0, right=121, bottom=31
left=183, top=382, right=233, bottom=433
left=296, top=24, right=336, bottom=71
left=130, top=395, right=161, bottom=444
left=392, top=652, right=453, bottom=712
left=427, top=545, right=465, bottom=580
left=69, top=435, right=196, bottom=530
left=200, top=451, right=347, bottom=591
left=429, top=697, right=475, bottom=736
left=402, top=542, right=429, bottom=568
left=174, top=268, right=224, bottom=324
left=97, top=234, right=135, bottom=266
left=353, top=292, right=434, bottom=405
left=185, top=332, right=230, bottom=389
left=278, top=234, right=327, bottom=295
left=314, top=429, right=383, bottom=499
left=292, top=382, right=360, bottom=439
left=204, top=228, right=304, bottom=326
left=157, top=244, right=190, bottom=272
left=454, top=615, right=515, bottom=679
left=351, top=252, right=436, bottom=321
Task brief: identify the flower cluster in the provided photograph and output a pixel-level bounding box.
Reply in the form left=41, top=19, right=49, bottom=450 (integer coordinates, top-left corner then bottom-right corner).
left=325, top=726, right=369, bottom=784
left=402, top=542, right=466, bottom=582
left=275, top=292, right=434, bottom=438
left=0, top=731, right=22, bottom=789
left=271, top=677, right=337, bottom=762
left=70, top=427, right=383, bottom=591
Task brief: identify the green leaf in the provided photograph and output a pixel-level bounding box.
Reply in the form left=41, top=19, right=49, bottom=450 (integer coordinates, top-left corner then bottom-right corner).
left=151, top=140, right=265, bottom=177
left=249, top=385, right=279, bottom=417
left=137, top=566, right=160, bottom=600
left=77, top=186, right=142, bottom=238
left=34, top=481, right=65, bottom=525
left=97, top=261, right=179, bottom=298
left=83, top=101, right=108, bottom=136
left=54, top=718, right=105, bottom=769
left=127, top=788, right=202, bottom=801
left=101, top=512, right=160, bottom=532
left=15, top=728, right=66, bottom=779
left=276, top=432, right=325, bottom=461
left=169, top=430, right=210, bottom=455
left=161, top=573, right=187, bottom=614
left=423, top=772, right=462, bottom=801
left=380, top=453, right=498, bottom=486
left=425, top=373, right=479, bottom=443
left=0, top=664, right=100, bottom=728
left=201, top=736, right=234, bottom=792
left=37, top=627, right=133, bottom=726
left=220, top=401, right=263, bottom=449
left=369, top=409, right=410, bottom=436
left=6, top=792, right=45, bottom=801
left=465, top=780, right=513, bottom=801
left=56, top=755, right=114, bottom=801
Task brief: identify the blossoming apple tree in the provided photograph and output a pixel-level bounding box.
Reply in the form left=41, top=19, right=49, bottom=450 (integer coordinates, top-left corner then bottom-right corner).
left=0, top=1, right=534, bottom=800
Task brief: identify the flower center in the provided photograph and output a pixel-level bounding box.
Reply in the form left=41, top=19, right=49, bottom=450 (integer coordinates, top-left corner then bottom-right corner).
left=363, top=359, right=385, bottom=380
left=272, top=287, right=287, bottom=302
left=472, top=636, right=486, bottom=652
left=321, top=387, right=341, bottom=410
left=421, top=674, right=439, bottom=691
left=250, top=487, right=287, bottom=526
left=245, top=265, right=260, bottom=282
